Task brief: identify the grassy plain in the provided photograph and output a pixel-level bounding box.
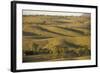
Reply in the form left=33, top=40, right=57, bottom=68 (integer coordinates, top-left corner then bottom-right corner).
left=22, top=14, right=91, bottom=62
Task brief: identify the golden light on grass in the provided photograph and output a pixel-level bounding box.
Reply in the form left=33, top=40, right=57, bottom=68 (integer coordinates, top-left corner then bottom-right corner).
left=22, top=12, right=91, bottom=63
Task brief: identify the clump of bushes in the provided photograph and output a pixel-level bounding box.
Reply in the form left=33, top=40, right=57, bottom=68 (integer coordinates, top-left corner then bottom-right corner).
left=23, top=43, right=91, bottom=59
left=23, top=43, right=52, bottom=56
left=64, top=47, right=91, bottom=58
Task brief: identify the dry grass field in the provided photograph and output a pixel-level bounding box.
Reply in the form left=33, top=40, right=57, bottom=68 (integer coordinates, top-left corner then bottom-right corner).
left=22, top=14, right=91, bottom=62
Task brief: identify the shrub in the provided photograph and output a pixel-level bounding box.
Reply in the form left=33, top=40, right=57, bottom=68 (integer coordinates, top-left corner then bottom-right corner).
left=79, top=48, right=91, bottom=56
left=65, top=50, right=78, bottom=58
left=24, top=51, right=33, bottom=55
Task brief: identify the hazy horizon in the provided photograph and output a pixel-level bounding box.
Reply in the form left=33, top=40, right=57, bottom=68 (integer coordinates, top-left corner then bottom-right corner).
left=23, top=10, right=90, bottom=16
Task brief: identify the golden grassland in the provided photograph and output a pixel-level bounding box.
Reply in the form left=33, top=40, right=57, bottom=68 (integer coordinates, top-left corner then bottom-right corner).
left=22, top=15, right=91, bottom=62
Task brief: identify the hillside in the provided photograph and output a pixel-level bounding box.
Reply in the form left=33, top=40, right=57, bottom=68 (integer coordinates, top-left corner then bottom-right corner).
left=22, top=15, right=91, bottom=62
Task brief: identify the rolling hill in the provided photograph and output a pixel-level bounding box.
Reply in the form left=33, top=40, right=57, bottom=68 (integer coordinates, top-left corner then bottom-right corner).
left=22, top=15, right=91, bottom=62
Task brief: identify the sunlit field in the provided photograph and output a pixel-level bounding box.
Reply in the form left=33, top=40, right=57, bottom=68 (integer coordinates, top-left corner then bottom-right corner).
left=22, top=12, right=91, bottom=63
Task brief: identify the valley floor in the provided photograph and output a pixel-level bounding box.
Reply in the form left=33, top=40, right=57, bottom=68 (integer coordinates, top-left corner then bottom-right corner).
left=23, top=55, right=91, bottom=63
